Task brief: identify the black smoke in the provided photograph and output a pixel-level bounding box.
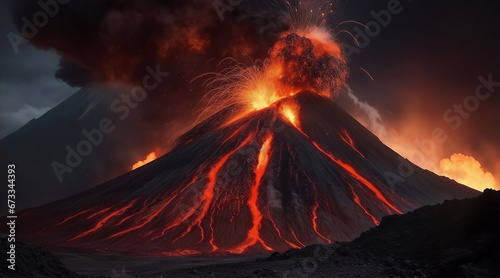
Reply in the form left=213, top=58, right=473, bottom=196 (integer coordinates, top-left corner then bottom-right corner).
left=9, top=0, right=290, bottom=88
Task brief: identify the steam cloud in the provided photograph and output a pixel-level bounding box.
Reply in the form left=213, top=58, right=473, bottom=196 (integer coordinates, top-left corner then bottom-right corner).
left=345, top=88, right=387, bottom=139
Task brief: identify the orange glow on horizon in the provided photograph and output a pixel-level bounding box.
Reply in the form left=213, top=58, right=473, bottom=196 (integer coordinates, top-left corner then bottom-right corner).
left=439, top=153, right=497, bottom=192
left=132, top=152, right=157, bottom=170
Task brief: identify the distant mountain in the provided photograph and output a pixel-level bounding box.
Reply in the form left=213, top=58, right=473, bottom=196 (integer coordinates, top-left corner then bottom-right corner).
left=0, top=84, right=164, bottom=213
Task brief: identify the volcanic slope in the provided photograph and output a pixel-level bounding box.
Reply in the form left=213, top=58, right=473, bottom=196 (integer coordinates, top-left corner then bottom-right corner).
left=13, top=92, right=478, bottom=255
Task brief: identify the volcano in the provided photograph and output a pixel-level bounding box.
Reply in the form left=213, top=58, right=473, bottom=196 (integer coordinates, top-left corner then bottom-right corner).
left=14, top=92, right=478, bottom=255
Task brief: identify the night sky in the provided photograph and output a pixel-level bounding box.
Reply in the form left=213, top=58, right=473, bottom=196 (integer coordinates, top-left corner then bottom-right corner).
left=1, top=0, right=499, bottom=185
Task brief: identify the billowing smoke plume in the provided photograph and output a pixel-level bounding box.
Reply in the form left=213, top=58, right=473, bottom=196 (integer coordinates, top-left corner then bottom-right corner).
left=9, top=0, right=289, bottom=87
left=268, top=30, right=348, bottom=98
left=200, top=26, right=349, bottom=117
left=6, top=0, right=294, bottom=194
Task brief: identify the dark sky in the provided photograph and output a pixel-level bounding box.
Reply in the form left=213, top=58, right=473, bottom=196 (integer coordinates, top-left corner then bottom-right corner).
left=1, top=0, right=499, bottom=184
left=0, top=3, right=77, bottom=137
left=332, top=0, right=500, bottom=186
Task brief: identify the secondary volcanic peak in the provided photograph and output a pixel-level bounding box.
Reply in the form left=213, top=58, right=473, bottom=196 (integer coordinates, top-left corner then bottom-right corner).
left=13, top=92, right=478, bottom=255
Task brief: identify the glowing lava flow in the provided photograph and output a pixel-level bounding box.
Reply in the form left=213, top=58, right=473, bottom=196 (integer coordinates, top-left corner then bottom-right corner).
left=280, top=102, right=309, bottom=138
left=86, top=207, right=111, bottom=219
left=208, top=213, right=217, bottom=251
left=280, top=102, right=300, bottom=128
left=166, top=135, right=254, bottom=249
left=312, top=141, right=402, bottom=214
left=108, top=177, right=198, bottom=239
left=349, top=186, right=379, bottom=225
left=290, top=229, right=306, bottom=248
left=340, top=129, right=365, bottom=158
left=268, top=214, right=300, bottom=249
left=229, top=133, right=274, bottom=253
left=54, top=209, right=92, bottom=226
left=311, top=201, right=332, bottom=243
left=69, top=199, right=137, bottom=241
left=278, top=102, right=402, bottom=215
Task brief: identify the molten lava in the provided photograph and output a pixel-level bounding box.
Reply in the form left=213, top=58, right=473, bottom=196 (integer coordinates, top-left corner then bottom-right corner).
left=70, top=199, right=137, bottom=241
left=280, top=101, right=300, bottom=128
left=268, top=215, right=301, bottom=249
left=311, top=201, right=332, bottom=244
left=349, top=186, right=380, bottom=225
left=340, top=129, right=365, bottom=158
left=230, top=132, right=274, bottom=253
left=311, top=141, right=402, bottom=214
left=162, top=135, right=254, bottom=246
left=108, top=177, right=197, bottom=239
left=55, top=209, right=92, bottom=226
left=279, top=101, right=402, bottom=215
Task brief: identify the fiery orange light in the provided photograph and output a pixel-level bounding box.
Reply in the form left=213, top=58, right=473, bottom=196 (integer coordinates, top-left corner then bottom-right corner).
left=202, top=25, right=347, bottom=122
left=280, top=102, right=300, bottom=128
left=132, top=152, right=157, bottom=170
left=279, top=101, right=311, bottom=140
left=295, top=27, right=343, bottom=60
left=238, top=28, right=345, bottom=113
left=439, top=153, right=497, bottom=191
